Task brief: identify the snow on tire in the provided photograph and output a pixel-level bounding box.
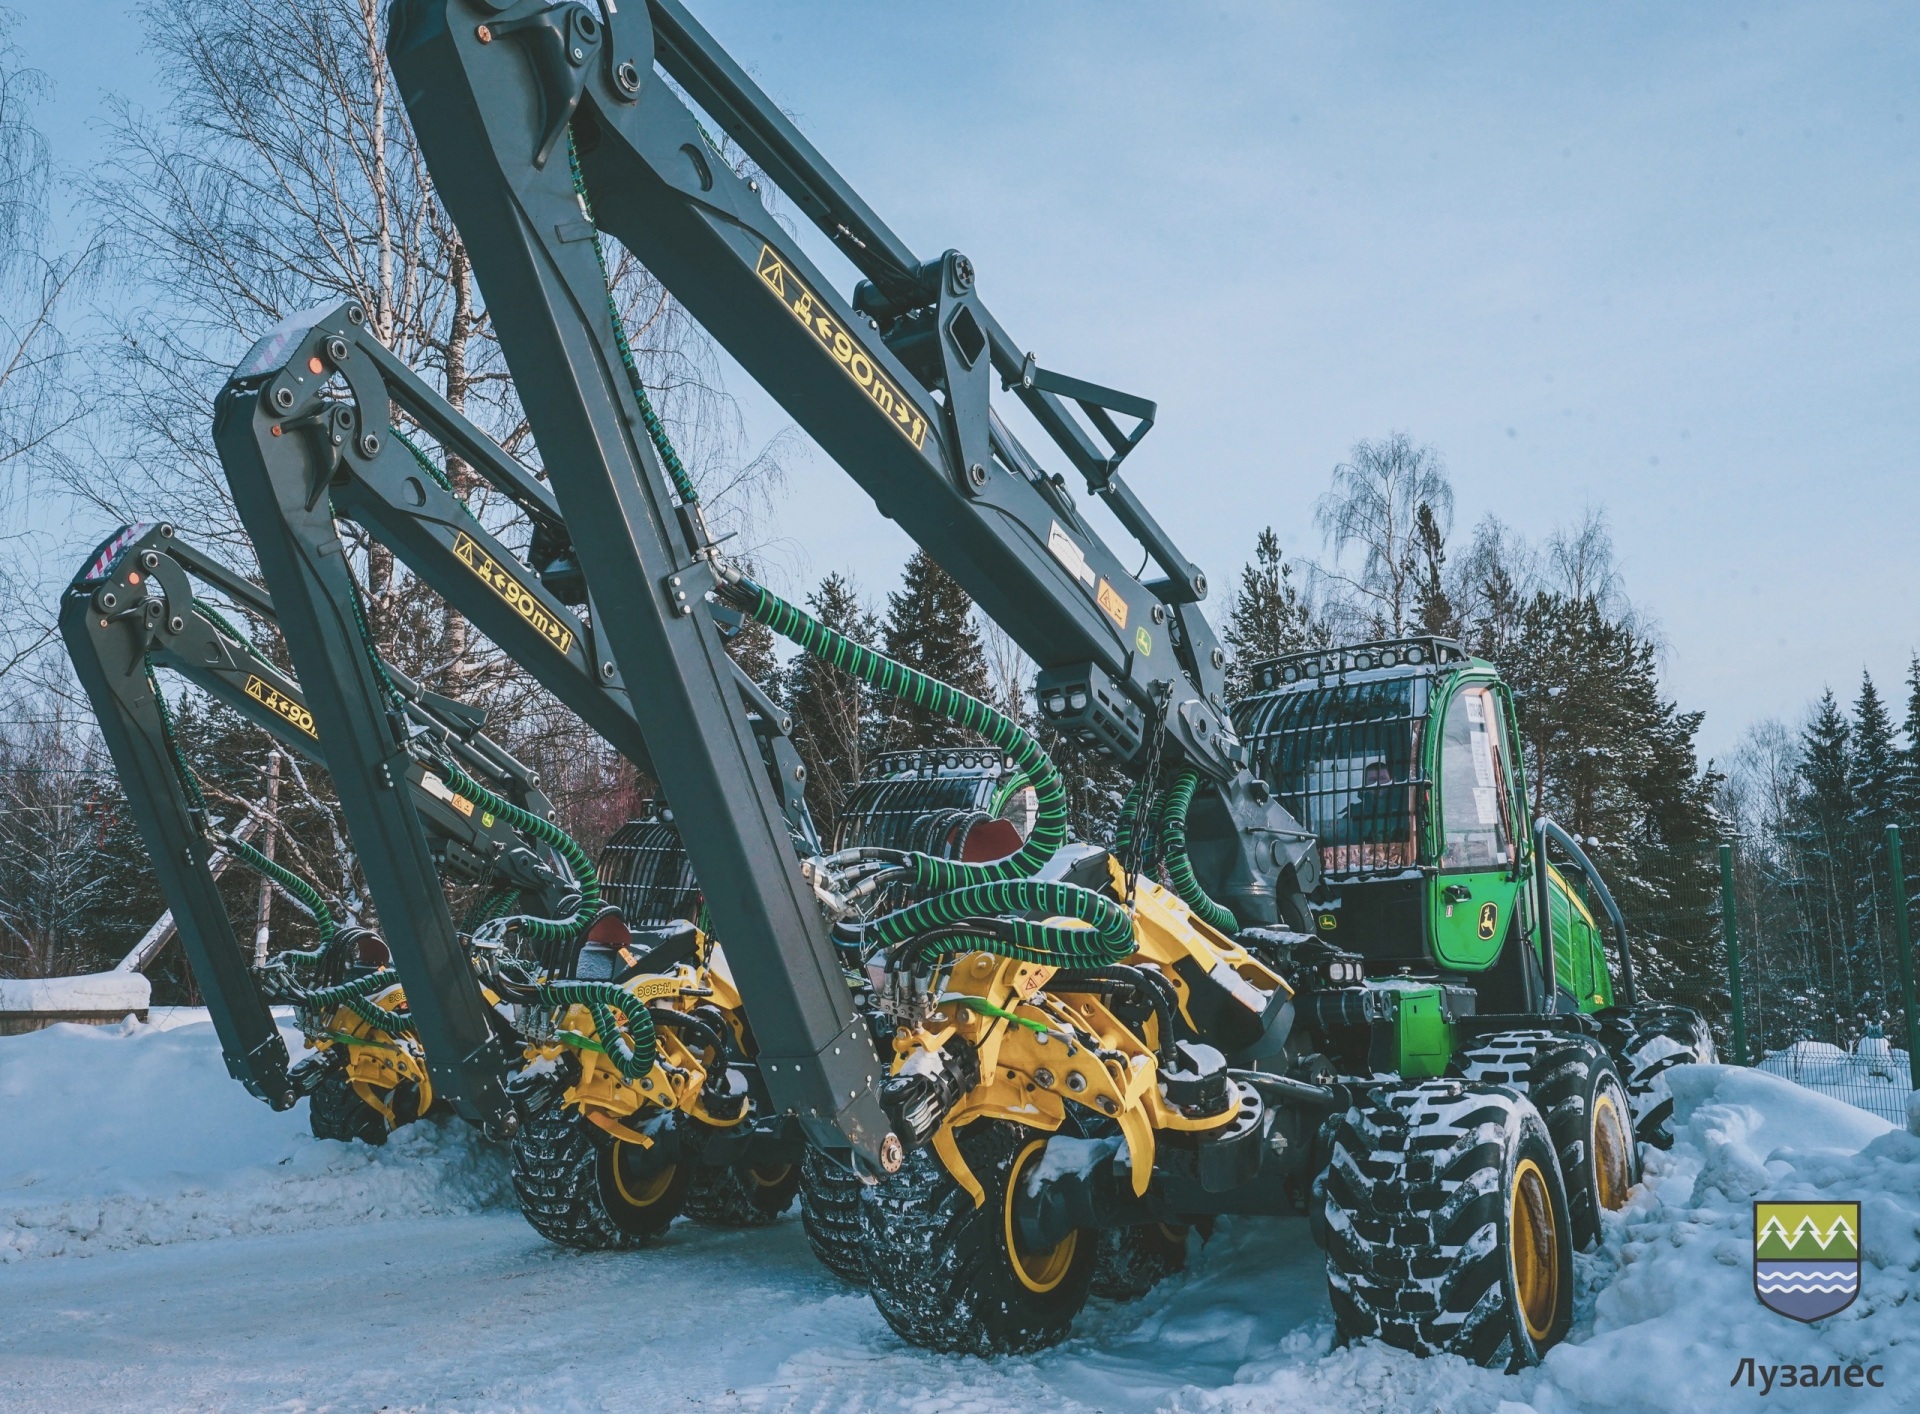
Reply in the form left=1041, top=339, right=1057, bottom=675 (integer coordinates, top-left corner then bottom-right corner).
left=1460, top=1029, right=1640, bottom=1248
left=509, top=1107, right=689, bottom=1251
left=1322, top=1079, right=1574, bottom=1370
left=798, top=1147, right=869, bottom=1285
left=684, top=1161, right=801, bottom=1228
left=860, top=1120, right=1096, bottom=1355
left=307, top=1073, right=388, bottom=1146
left=1090, top=1223, right=1189, bottom=1301
left=1601, top=1006, right=1716, bottom=1148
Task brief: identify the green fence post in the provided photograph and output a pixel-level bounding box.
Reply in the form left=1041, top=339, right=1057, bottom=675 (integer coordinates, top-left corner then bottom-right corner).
left=1886, top=825, right=1920, bottom=1092
left=1719, top=843, right=1747, bottom=1068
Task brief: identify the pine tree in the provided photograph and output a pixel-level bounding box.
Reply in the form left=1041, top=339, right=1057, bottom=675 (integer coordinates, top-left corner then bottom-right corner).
left=1901, top=654, right=1920, bottom=822
left=783, top=573, right=877, bottom=844
left=877, top=550, right=993, bottom=751
left=1223, top=528, right=1326, bottom=697
left=720, top=610, right=778, bottom=689
left=1789, top=691, right=1860, bottom=1027
left=1850, top=672, right=1900, bottom=830
left=1411, top=502, right=1461, bottom=640
left=1502, top=590, right=1723, bottom=1021
left=1799, top=692, right=1854, bottom=838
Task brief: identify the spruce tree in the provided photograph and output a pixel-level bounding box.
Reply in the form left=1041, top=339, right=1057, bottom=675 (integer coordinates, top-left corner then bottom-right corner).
left=783, top=573, right=878, bottom=843
left=1901, top=654, right=1920, bottom=822
left=1503, top=590, right=1724, bottom=1021
left=877, top=550, right=992, bottom=751
left=720, top=608, right=778, bottom=689
left=1411, top=502, right=1461, bottom=640
left=1790, top=691, right=1860, bottom=1026
left=1223, top=527, right=1326, bottom=698
left=1849, top=672, right=1900, bottom=830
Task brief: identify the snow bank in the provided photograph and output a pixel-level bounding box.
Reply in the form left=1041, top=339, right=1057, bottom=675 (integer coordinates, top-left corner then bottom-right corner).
left=0, top=1013, right=512, bottom=1261
left=0, top=970, right=150, bottom=1017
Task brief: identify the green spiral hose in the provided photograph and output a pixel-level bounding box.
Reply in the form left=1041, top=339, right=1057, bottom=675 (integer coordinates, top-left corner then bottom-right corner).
left=1157, top=770, right=1239, bottom=934
left=226, top=833, right=340, bottom=945
left=1112, top=776, right=1151, bottom=868
left=539, top=980, right=657, bottom=1081
left=870, top=880, right=1133, bottom=967
left=433, top=758, right=601, bottom=946
left=464, top=883, right=521, bottom=931
left=290, top=970, right=410, bottom=1035
left=392, top=425, right=457, bottom=497
left=717, top=575, right=1068, bottom=892
left=565, top=128, right=701, bottom=509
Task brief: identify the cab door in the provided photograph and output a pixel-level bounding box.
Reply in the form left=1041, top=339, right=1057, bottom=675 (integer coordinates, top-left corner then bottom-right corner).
left=1428, top=679, right=1523, bottom=969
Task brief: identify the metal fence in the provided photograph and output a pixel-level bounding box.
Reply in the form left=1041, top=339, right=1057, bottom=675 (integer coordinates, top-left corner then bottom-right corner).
left=1754, top=1033, right=1914, bottom=1126
left=1721, top=823, right=1920, bottom=1124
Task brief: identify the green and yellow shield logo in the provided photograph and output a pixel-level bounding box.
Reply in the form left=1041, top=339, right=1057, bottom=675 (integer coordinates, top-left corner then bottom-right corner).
left=1753, top=1201, right=1860, bottom=1322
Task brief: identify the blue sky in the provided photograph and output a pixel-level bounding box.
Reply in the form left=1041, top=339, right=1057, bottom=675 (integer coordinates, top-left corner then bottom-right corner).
left=22, top=1, right=1920, bottom=760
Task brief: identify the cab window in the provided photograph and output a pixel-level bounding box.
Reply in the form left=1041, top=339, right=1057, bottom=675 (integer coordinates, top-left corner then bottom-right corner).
left=1438, top=684, right=1513, bottom=869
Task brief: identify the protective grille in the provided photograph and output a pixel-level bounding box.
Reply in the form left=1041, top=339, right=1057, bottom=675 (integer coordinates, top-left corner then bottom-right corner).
left=597, top=806, right=701, bottom=926
left=1234, top=673, right=1431, bottom=879
left=834, top=748, right=1024, bottom=855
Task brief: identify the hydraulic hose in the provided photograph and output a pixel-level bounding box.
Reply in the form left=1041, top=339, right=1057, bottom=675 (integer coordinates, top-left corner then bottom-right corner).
left=1157, top=770, right=1240, bottom=935
left=715, top=573, right=1068, bottom=891
left=715, top=570, right=1128, bottom=969
left=868, top=879, right=1134, bottom=968
left=227, top=832, right=340, bottom=946
left=293, top=969, right=413, bottom=1036
left=433, top=757, right=602, bottom=948
left=539, top=980, right=658, bottom=1081
left=565, top=129, right=702, bottom=509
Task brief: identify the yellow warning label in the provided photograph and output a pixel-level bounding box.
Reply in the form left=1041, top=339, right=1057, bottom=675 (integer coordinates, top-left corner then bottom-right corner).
left=1096, top=578, right=1129, bottom=630
left=451, top=794, right=474, bottom=819
left=453, top=532, right=574, bottom=655
left=244, top=675, right=317, bottom=738
left=755, top=245, right=929, bottom=452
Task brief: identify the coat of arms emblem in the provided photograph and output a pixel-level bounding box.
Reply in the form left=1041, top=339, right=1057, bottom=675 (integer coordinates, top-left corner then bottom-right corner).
left=1753, top=1201, right=1860, bottom=1322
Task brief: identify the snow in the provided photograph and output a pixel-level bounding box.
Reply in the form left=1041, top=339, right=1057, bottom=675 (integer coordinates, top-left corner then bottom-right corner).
left=2, top=1022, right=1917, bottom=1411
left=0, top=1015, right=512, bottom=1263
left=0, top=970, right=150, bottom=1018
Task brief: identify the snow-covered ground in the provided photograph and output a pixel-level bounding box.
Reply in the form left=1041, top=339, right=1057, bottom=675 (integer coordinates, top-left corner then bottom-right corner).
left=2, top=1014, right=1915, bottom=1412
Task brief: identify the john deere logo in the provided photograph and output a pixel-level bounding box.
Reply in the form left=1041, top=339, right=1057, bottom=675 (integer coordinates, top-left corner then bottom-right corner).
left=1754, top=1201, right=1859, bottom=1321
left=1476, top=901, right=1498, bottom=939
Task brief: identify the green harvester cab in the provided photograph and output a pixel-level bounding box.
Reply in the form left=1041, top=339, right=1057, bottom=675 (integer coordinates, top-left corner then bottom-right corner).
left=1234, top=636, right=1631, bottom=1075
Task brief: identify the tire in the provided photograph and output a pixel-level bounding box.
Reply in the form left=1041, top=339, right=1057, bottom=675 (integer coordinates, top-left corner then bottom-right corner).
left=799, top=1147, right=870, bottom=1285
left=1323, top=1079, right=1574, bottom=1370
left=1460, top=1030, right=1640, bottom=1248
left=1090, top=1223, right=1189, bottom=1301
left=861, top=1121, right=1098, bottom=1355
left=1600, top=1006, right=1716, bottom=1148
left=510, top=1107, right=691, bottom=1251
left=685, top=1160, right=802, bottom=1228
left=308, top=1073, right=388, bottom=1146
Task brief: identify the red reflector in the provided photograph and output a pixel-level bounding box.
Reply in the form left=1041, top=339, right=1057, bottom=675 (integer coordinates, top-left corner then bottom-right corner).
left=585, top=908, right=633, bottom=948
left=960, top=818, right=1023, bottom=864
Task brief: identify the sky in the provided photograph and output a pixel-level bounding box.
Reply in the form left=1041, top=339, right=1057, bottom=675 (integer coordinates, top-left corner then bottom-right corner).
left=18, top=1, right=1920, bottom=762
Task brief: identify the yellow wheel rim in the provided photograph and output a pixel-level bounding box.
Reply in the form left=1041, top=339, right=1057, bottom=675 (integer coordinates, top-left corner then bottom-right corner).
left=1004, top=1138, right=1079, bottom=1294
left=750, top=1164, right=794, bottom=1190
left=1509, top=1157, right=1560, bottom=1343
left=1591, top=1093, right=1632, bottom=1212
left=611, top=1143, right=677, bottom=1208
